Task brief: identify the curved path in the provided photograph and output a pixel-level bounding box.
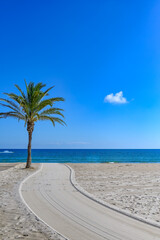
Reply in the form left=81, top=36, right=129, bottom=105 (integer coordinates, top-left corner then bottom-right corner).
left=21, top=163, right=160, bottom=240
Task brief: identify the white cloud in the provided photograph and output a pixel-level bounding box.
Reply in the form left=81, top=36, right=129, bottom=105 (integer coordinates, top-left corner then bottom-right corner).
left=104, top=91, right=128, bottom=104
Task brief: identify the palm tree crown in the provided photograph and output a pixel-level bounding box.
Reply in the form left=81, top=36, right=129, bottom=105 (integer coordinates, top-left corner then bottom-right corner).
left=0, top=81, right=65, bottom=126
left=0, top=81, right=66, bottom=167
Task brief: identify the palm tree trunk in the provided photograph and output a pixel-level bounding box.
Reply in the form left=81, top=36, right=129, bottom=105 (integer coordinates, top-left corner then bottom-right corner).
left=26, top=122, right=34, bottom=168
left=26, top=131, right=32, bottom=168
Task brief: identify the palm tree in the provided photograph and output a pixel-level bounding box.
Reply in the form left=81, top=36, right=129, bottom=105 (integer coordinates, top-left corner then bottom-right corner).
left=0, top=81, right=66, bottom=168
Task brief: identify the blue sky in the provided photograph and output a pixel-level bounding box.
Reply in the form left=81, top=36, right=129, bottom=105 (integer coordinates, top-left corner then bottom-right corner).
left=0, top=0, right=160, bottom=149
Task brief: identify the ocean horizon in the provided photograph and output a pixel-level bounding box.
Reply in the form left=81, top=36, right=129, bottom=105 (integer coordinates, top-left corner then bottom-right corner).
left=1, top=149, right=160, bottom=163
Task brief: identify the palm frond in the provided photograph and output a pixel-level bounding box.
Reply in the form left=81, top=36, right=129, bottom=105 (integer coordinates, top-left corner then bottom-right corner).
left=0, top=103, right=22, bottom=114
left=14, top=84, right=26, bottom=99
left=0, top=98, right=21, bottom=110
left=39, top=108, right=64, bottom=118
left=0, top=111, right=25, bottom=120
left=38, top=115, right=66, bottom=126
left=34, top=82, right=46, bottom=91
left=38, top=115, right=55, bottom=126
left=43, top=86, right=54, bottom=96
left=3, top=93, right=23, bottom=105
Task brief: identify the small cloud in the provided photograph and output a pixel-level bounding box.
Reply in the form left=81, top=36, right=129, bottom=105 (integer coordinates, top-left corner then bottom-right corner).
left=104, top=91, right=128, bottom=104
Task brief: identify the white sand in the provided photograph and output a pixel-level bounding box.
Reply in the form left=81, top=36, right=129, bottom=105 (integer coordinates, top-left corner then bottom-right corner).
left=69, top=163, right=160, bottom=225
left=0, top=163, right=65, bottom=240
left=2, top=162, right=160, bottom=239
left=21, top=163, right=160, bottom=240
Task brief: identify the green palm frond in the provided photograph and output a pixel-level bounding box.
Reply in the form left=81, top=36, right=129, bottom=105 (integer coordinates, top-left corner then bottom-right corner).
left=34, top=82, right=46, bottom=91
left=33, top=97, right=64, bottom=112
left=0, top=111, right=25, bottom=120
left=0, top=103, right=22, bottom=114
left=38, top=115, right=66, bottom=126
left=40, top=108, right=64, bottom=118
left=14, top=84, right=26, bottom=99
left=0, top=98, right=21, bottom=110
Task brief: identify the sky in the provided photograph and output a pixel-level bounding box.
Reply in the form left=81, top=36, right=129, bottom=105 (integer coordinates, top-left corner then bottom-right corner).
left=1, top=0, right=160, bottom=149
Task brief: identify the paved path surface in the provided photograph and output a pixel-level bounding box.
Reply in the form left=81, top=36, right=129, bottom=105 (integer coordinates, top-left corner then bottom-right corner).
left=21, top=163, right=160, bottom=240
left=0, top=163, right=19, bottom=171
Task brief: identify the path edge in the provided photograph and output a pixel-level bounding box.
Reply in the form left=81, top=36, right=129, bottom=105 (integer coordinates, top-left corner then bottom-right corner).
left=19, top=163, right=69, bottom=240
left=65, top=164, right=160, bottom=230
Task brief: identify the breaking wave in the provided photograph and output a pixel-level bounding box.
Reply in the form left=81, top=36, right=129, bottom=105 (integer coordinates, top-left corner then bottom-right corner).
left=0, top=150, right=14, bottom=154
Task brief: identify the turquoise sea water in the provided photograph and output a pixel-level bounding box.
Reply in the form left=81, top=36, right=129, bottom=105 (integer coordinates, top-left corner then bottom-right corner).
left=1, top=149, right=160, bottom=163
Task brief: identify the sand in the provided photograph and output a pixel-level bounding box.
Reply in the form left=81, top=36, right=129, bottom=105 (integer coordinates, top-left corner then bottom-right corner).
left=69, top=163, right=160, bottom=225
left=2, top=162, right=160, bottom=239
left=0, top=163, right=20, bottom=171
left=0, top=163, right=64, bottom=240
left=21, top=163, right=160, bottom=240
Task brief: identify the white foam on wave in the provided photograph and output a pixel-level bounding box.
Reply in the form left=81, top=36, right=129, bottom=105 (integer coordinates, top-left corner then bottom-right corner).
left=0, top=150, right=14, bottom=154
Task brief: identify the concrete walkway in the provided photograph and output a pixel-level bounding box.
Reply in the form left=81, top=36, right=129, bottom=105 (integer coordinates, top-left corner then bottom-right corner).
left=21, top=163, right=160, bottom=240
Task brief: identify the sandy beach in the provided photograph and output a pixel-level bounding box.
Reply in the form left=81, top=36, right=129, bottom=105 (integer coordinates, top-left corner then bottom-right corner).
left=2, top=162, right=160, bottom=239
left=69, top=163, right=160, bottom=225
left=0, top=163, right=64, bottom=240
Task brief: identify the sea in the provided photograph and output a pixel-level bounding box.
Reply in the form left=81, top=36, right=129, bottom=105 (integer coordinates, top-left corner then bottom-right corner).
left=1, top=149, right=160, bottom=163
